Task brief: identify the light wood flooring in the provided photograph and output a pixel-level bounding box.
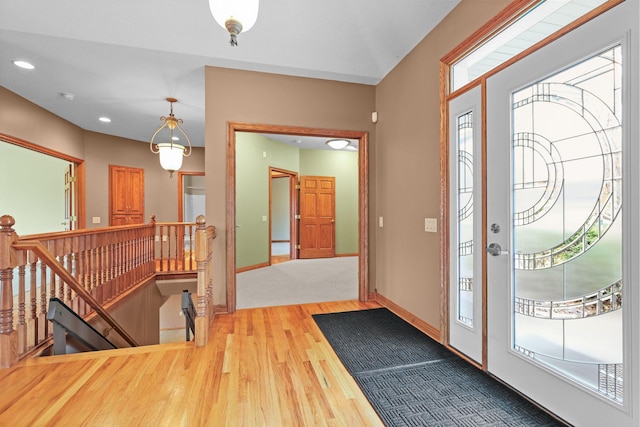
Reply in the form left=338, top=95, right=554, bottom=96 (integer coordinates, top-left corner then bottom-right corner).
left=0, top=300, right=384, bottom=426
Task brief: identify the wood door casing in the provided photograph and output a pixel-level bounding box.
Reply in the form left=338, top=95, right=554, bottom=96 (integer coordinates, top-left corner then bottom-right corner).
left=299, top=176, right=335, bottom=259
left=109, top=165, right=144, bottom=225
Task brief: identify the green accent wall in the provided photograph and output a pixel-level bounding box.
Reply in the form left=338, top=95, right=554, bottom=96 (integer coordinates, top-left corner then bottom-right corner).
left=299, top=150, right=358, bottom=254
left=236, top=132, right=358, bottom=269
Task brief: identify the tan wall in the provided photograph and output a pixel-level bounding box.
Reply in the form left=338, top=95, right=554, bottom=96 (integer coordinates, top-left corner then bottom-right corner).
left=374, top=0, right=510, bottom=328
left=0, top=86, right=205, bottom=227
left=91, top=280, right=169, bottom=346
left=204, top=68, right=376, bottom=306
left=0, top=86, right=84, bottom=159
left=84, top=131, right=205, bottom=226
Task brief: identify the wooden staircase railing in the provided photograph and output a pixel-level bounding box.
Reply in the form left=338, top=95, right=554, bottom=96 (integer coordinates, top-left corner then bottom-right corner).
left=0, top=214, right=216, bottom=368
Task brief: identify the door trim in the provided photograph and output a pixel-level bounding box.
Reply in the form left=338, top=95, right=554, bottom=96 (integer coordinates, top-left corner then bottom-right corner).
left=226, top=122, right=369, bottom=313
left=269, top=167, right=298, bottom=264
left=177, top=171, right=205, bottom=222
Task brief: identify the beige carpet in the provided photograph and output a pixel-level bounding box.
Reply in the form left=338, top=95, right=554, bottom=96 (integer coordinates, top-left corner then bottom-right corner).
left=236, top=256, right=358, bottom=309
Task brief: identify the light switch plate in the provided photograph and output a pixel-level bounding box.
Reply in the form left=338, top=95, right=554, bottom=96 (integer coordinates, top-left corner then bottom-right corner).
left=424, top=217, right=437, bottom=233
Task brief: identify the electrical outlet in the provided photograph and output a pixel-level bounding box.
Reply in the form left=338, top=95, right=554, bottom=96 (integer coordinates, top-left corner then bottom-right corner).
left=378, top=217, right=384, bottom=227
left=92, top=216, right=101, bottom=224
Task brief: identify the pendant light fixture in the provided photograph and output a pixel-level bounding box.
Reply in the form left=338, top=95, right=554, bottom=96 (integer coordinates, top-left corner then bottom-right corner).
left=150, top=98, right=192, bottom=177
left=209, top=0, right=259, bottom=46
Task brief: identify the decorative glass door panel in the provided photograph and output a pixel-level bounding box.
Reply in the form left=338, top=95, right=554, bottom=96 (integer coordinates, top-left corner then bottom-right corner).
left=512, top=45, right=623, bottom=401
left=449, top=86, right=482, bottom=363
left=457, top=110, right=475, bottom=327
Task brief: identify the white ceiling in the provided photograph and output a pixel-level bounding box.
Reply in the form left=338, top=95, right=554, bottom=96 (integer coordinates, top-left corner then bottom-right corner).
left=0, top=0, right=460, bottom=147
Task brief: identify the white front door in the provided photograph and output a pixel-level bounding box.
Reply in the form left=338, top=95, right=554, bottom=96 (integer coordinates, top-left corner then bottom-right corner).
left=486, top=2, right=638, bottom=425
left=449, top=85, right=483, bottom=364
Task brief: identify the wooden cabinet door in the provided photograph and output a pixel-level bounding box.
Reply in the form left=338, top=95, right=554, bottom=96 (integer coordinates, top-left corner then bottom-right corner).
left=109, top=165, right=144, bottom=225
left=111, top=166, right=130, bottom=215
left=127, top=168, right=144, bottom=215
left=299, top=176, right=335, bottom=258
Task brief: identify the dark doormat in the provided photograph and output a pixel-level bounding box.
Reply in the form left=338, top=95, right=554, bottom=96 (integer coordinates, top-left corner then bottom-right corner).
left=313, top=308, right=566, bottom=427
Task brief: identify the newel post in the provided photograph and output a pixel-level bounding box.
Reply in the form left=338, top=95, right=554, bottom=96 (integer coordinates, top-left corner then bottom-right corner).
left=0, top=215, right=19, bottom=368
left=194, top=215, right=209, bottom=347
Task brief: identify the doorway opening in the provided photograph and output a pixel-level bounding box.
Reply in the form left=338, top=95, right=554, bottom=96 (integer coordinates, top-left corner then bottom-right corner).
left=269, top=167, right=298, bottom=265
left=227, top=123, right=369, bottom=313
left=0, top=133, right=85, bottom=233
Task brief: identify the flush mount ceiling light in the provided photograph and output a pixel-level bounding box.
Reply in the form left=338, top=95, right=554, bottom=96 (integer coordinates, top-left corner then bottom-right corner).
left=150, top=97, right=192, bottom=177
left=326, top=139, right=350, bottom=150
left=209, top=0, right=259, bottom=46
left=12, top=60, right=35, bottom=70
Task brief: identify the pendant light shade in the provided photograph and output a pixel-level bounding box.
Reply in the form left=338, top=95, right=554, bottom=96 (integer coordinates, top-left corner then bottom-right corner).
left=209, top=0, right=259, bottom=46
left=157, top=143, right=186, bottom=174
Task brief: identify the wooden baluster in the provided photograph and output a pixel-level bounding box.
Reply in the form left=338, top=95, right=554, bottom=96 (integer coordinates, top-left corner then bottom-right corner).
left=195, top=215, right=208, bottom=347
left=17, top=265, right=26, bottom=354
left=65, top=252, right=74, bottom=310
left=0, top=215, right=19, bottom=367
left=172, top=224, right=178, bottom=271
left=37, top=256, right=47, bottom=342
left=160, top=224, right=165, bottom=271
left=57, top=255, right=65, bottom=300
left=28, top=257, right=37, bottom=348
left=108, top=238, right=115, bottom=297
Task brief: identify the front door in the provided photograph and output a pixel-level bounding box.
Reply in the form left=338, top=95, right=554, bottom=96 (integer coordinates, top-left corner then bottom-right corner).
left=486, top=2, right=638, bottom=425
left=299, top=175, right=336, bottom=259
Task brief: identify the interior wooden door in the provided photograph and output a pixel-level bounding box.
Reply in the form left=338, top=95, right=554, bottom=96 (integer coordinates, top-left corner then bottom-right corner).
left=109, top=165, right=144, bottom=225
left=299, top=175, right=335, bottom=259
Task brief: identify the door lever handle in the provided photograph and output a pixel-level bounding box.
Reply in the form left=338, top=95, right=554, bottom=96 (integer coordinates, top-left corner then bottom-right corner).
left=486, top=242, right=508, bottom=256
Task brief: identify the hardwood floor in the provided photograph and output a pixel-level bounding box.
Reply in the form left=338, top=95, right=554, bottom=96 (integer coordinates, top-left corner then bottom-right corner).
left=0, top=300, right=384, bottom=426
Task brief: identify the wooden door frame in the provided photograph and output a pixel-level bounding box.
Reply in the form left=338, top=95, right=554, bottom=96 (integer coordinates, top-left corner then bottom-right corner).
left=177, top=171, right=205, bottom=260
left=226, top=122, right=369, bottom=313
left=269, top=167, right=298, bottom=263
left=177, top=171, right=205, bottom=222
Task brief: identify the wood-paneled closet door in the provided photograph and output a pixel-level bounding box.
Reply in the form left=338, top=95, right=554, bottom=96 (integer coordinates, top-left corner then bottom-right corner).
left=109, top=165, right=144, bottom=225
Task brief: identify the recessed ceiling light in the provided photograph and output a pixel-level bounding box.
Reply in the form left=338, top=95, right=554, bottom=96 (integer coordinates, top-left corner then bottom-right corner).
left=99, top=117, right=111, bottom=123
left=12, top=60, right=35, bottom=70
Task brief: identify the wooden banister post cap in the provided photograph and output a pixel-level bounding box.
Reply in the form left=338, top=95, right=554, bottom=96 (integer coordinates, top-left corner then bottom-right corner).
left=150, top=215, right=156, bottom=224
left=196, top=215, right=206, bottom=227
left=0, top=215, right=15, bottom=233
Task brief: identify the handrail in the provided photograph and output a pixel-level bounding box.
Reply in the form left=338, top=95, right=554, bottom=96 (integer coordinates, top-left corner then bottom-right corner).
left=13, top=240, right=138, bottom=347
left=0, top=214, right=216, bottom=368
